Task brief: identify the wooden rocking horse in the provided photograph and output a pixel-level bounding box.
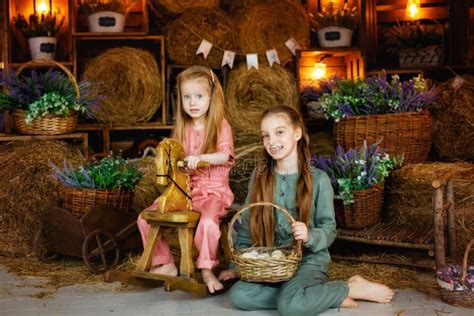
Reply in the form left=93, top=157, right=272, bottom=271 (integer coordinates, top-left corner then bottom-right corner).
left=105, top=138, right=235, bottom=296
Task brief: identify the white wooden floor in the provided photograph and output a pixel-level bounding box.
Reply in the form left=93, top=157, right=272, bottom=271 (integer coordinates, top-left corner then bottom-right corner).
left=0, top=266, right=473, bottom=316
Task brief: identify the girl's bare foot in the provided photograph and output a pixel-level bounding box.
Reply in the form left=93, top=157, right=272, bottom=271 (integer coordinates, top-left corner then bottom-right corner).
left=347, top=275, right=394, bottom=304
left=340, top=297, right=359, bottom=308
left=202, top=269, right=224, bottom=293
left=149, top=263, right=178, bottom=276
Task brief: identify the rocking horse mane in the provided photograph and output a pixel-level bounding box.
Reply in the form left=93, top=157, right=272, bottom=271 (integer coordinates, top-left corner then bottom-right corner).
left=154, top=138, right=193, bottom=212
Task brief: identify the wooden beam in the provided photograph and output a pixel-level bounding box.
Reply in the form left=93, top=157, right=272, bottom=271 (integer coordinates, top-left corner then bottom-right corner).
left=359, top=0, right=378, bottom=69
left=449, top=0, right=470, bottom=66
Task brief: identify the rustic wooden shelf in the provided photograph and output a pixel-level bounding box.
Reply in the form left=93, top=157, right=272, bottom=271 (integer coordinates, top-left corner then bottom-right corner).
left=0, top=132, right=89, bottom=158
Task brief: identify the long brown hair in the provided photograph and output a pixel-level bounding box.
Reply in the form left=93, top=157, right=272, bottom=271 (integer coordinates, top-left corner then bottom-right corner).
left=249, top=105, right=313, bottom=247
left=173, top=66, right=226, bottom=154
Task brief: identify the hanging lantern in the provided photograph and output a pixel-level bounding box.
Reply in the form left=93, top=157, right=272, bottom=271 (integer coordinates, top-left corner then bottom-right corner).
left=313, top=62, right=327, bottom=80
left=406, top=0, right=420, bottom=19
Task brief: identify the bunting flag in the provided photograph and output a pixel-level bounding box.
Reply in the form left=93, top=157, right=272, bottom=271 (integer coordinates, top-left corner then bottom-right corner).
left=221, top=50, right=236, bottom=68
left=194, top=38, right=301, bottom=70
left=285, top=37, right=301, bottom=56
left=196, top=39, right=213, bottom=59
left=246, top=54, right=259, bottom=70
left=265, top=49, right=280, bottom=67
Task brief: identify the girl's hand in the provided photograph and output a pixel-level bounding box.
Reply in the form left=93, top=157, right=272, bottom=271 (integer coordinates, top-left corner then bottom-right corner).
left=291, top=221, right=309, bottom=243
left=218, top=269, right=237, bottom=281
left=184, top=155, right=201, bottom=170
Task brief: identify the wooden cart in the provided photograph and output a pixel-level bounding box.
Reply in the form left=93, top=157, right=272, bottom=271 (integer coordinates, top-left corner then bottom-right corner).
left=34, top=205, right=141, bottom=273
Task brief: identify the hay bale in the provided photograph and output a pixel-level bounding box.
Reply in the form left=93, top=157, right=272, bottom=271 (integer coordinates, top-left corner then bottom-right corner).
left=223, top=0, right=271, bottom=16
left=431, top=75, right=474, bottom=161
left=130, top=157, right=164, bottom=212
left=238, top=0, right=309, bottom=65
left=84, top=47, right=162, bottom=124
left=157, top=0, right=219, bottom=14
left=0, top=141, right=85, bottom=257
left=225, top=64, right=299, bottom=135
left=167, top=8, right=238, bottom=67
left=385, top=162, right=474, bottom=256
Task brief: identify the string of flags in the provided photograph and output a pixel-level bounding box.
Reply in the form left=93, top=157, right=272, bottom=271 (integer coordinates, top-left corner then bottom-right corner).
left=196, top=38, right=301, bottom=70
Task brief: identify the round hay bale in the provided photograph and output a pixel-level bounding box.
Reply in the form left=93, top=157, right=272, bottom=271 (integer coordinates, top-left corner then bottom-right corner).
left=83, top=47, right=162, bottom=124
left=384, top=162, right=474, bottom=257
left=167, top=8, right=238, bottom=67
left=157, top=0, right=219, bottom=14
left=130, top=156, right=165, bottom=212
left=431, top=75, right=474, bottom=161
left=238, top=0, right=309, bottom=65
left=225, top=64, right=299, bottom=134
left=0, top=141, right=85, bottom=257
left=223, top=0, right=271, bottom=16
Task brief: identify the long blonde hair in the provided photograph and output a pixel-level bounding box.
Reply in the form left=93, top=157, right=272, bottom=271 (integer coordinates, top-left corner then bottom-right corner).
left=249, top=105, right=313, bottom=247
left=173, top=66, right=226, bottom=154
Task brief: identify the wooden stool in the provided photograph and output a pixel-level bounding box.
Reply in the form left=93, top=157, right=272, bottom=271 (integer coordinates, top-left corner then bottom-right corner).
left=134, top=210, right=200, bottom=278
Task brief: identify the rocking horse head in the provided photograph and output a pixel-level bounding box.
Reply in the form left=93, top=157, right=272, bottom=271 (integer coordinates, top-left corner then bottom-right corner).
left=154, top=138, right=193, bottom=213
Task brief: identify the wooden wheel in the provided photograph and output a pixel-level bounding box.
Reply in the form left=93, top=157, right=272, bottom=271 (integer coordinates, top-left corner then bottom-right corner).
left=34, top=225, right=58, bottom=262
left=82, top=229, right=120, bottom=274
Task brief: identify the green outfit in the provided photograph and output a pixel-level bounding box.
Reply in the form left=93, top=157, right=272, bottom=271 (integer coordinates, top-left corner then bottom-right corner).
left=229, top=168, right=349, bottom=316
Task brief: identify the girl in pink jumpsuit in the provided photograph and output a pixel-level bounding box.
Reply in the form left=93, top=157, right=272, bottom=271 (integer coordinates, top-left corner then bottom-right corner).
left=137, top=66, right=234, bottom=293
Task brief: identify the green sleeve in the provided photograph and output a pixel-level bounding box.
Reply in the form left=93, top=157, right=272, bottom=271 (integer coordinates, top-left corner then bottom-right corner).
left=303, top=170, right=337, bottom=253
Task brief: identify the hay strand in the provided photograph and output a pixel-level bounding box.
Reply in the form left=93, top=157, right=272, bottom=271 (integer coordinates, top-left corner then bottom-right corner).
left=225, top=64, right=299, bottom=135
left=84, top=47, right=162, bottom=124
left=238, top=0, right=309, bottom=65
left=167, top=8, right=238, bottom=67
left=157, top=0, right=219, bottom=14
left=130, top=156, right=164, bottom=212
left=0, top=141, right=84, bottom=257
left=431, top=75, right=474, bottom=161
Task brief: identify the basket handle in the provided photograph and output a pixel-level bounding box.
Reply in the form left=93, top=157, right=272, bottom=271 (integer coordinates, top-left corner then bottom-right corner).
left=16, top=59, right=80, bottom=99
left=227, top=202, right=302, bottom=255
left=461, top=239, right=474, bottom=282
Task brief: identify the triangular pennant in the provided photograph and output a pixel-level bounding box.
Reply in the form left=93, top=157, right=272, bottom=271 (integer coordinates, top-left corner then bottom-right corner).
left=196, top=39, right=213, bottom=59
left=285, top=38, right=301, bottom=56
left=265, top=49, right=280, bottom=67
left=246, top=54, right=259, bottom=70
left=221, top=50, right=236, bottom=68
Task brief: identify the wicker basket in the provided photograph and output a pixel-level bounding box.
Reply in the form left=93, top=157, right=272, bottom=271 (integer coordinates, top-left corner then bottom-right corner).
left=438, top=239, right=474, bottom=308
left=335, top=183, right=384, bottom=229
left=60, top=186, right=134, bottom=218
left=228, top=202, right=302, bottom=283
left=334, top=110, right=432, bottom=164
left=12, top=59, right=80, bottom=135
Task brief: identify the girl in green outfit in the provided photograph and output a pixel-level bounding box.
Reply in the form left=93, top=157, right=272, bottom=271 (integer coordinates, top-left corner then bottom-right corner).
left=218, top=105, right=394, bottom=315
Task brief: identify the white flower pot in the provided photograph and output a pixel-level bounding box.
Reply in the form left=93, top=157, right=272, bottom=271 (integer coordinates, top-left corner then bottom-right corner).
left=88, top=11, right=125, bottom=33
left=317, top=27, right=353, bottom=48
left=28, top=37, right=57, bottom=60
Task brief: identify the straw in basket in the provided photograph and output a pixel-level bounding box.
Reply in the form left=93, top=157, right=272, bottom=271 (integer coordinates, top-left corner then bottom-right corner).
left=437, top=239, right=474, bottom=308
left=228, top=202, right=302, bottom=283
left=12, top=59, right=80, bottom=135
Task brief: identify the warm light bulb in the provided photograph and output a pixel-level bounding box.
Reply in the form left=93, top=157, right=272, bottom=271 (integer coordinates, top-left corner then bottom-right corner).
left=313, top=63, right=327, bottom=80
left=37, top=0, right=49, bottom=13
left=406, top=0, right=420, bottom=19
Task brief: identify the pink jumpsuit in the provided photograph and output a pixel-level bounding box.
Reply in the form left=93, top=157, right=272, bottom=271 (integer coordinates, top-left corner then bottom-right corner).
left=137, top=119, right=235, bottom=270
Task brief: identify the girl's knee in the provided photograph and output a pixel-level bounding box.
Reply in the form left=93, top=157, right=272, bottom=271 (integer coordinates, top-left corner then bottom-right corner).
left=228, top=283, right=250, bottom=310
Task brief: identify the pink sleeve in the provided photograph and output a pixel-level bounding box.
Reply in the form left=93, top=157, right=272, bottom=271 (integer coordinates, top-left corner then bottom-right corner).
left=217, top=119, right=235, bottom=165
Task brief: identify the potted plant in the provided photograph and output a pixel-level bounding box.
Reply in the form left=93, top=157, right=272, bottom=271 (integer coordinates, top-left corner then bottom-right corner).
left=320, top=73, right=437, bottom=163
left=312, top=141, right=402, bottom=229
left=385, top=20, right=446, bottom=68
left=309, top=3, right=358, bottom=48
left=0, top=61, right=99, bottom=135
left=78, top=0, right=135, bottom=33
left=300, top=74, right=339, bottom=121
left=49, top=154, right=143, bottom=218
left=13, top=12, right=65, bottom=60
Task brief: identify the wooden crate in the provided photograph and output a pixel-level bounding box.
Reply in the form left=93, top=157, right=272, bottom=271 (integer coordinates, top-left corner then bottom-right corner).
left=296, top=48, right=364, bottom=90
left=376, top=0, right=449, bottom=23
left=4, top=0, right=72, bottom=65
left=71, top=0, right=148, bottom=35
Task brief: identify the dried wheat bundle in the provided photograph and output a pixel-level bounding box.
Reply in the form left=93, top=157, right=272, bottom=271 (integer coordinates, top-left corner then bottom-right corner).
left=238, top=0, right=309, bottom=65
left=157, top=0, right=219, bottom=14
left=167, top=8, right=238, bottom=67
left=431, top=75, right=474, bottom=161
left=84, top=47, right=162, bottom=124
left=225, top=64, right=299, bottom=134
left=0, top=141, right=84, bottom=257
